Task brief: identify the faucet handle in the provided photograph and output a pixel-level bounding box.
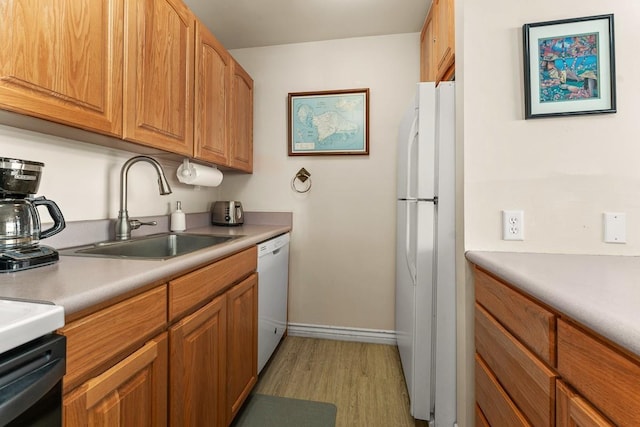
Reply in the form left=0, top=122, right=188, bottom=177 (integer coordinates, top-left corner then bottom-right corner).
left=129, top=219, right=157, bottom=230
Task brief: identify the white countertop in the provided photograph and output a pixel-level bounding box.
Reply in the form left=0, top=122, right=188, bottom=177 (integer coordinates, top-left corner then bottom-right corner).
left=466, top=251, right=640, bottom=357
left=0, top=298, right=64, bottom=354
left=0, top=223, right=290, bottom=318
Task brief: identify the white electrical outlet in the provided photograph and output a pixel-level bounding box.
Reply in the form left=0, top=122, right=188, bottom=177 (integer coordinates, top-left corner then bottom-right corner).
left=502, top=210, right=524, bottom=241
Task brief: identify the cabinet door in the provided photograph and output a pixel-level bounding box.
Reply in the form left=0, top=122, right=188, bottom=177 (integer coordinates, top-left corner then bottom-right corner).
left=63, top=333, right=168, bottom=427
left=557, top=381, right=614, bottom=427
left=194, top=20, right=231, bottom=165
left=434, top=0, right=455, bottom=82
left=169, top=295, right=227, bottom=427
left=557, top=319, right=640, bottom=426
left=420, top=8, right=436, bottom=82
left=228, top=60, right=254, bottom=173
left=226, top=273, right=258, bottom=423
left=0, top=0, right=123, bottom=136
left=124, top=0, right=194, bottom=155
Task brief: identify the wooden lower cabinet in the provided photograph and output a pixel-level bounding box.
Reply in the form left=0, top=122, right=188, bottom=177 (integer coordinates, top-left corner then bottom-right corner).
left=64, top=333, right=168, bottom=426
left=62, top=247, right=260, bottom=427
left=557, top=319, right=640, bottom=426
left=169, top=272, right=258, bottom=427
left=226, top=273, right=258, bottom=424
left=474, top=265, right=640, bottom=427
left=169, top=294, right=227, bottom=427
left=556, top=380, right=613, bottom=427
left=475, top=354, right=530, bottom=427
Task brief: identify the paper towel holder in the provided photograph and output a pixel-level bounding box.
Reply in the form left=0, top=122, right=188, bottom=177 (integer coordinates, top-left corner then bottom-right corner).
left=292, top=167, right=312, bottom=193
left=176, top=158, right=223, bottom=187
left=178, top=159, right=197, bottom=181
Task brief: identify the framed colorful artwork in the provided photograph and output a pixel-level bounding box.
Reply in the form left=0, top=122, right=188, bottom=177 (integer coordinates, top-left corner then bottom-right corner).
left=523, top=14, right=616, bottom=119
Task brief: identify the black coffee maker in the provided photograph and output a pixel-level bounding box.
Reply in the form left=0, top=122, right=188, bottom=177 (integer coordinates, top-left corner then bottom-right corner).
left=0, top=158, right=66, bottom=272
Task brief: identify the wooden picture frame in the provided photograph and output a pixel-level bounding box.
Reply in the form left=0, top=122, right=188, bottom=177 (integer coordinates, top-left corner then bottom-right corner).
left=288, top=88, right=370, bottom=156
left=523, top=14, right=616, bottom=119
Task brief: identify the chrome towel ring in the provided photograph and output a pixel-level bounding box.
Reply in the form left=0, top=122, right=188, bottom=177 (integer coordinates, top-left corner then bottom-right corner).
left=291, top=167, right=312, bottom=193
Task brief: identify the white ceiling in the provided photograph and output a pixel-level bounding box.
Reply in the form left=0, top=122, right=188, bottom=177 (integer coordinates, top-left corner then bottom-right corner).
left=182, top=0, right=432, bottom=50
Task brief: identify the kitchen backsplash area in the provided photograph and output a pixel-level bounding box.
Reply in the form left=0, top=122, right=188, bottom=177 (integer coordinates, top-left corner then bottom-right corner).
left=44, top=212, right=293, bottom=250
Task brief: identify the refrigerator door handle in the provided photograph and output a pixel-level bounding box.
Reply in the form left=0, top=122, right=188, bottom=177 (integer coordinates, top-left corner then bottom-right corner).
left=405, top=112, right=419, bottom=199
left=405, top=200, right=417, bottom=286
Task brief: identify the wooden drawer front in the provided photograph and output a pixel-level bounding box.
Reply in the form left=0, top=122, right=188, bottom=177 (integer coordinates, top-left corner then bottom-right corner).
left=169, top=246, right=257, bottom=321
left=60, top=286, right=167, bottom=393
left=557, top=319, right=640, bottom=426
left=476, top=354, right=531, bottom=427
left=475, top=405, right=491, bottom=427
left=475, top=267, right=556, bottom=365
left=556, top=380, right=614, bottom=427
left=475, top=304, right=557, bottom=427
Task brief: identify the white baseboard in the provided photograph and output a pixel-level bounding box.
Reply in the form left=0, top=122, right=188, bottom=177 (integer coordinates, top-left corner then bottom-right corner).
left=287, top=322, right=397, bottom=346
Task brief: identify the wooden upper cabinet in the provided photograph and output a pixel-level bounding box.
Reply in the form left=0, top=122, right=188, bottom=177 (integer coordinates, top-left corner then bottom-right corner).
left=434, top=0, right=455, bottom=82
left=420, top=0, right=455, bottom=83
left=0, top=0, right=123, bottom=136
left=420, top=7, right=436, bottom=82
left=194, top=20, right=231, bottom=165
left=124, top=0, right=194, bottom=156
left=228, top=60, right=254, bottom=173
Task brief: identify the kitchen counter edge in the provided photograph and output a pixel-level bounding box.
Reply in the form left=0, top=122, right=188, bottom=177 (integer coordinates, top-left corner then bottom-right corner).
left=466, top=250, right=640, bottom=358
left=0, top=224, right=290, bottom=318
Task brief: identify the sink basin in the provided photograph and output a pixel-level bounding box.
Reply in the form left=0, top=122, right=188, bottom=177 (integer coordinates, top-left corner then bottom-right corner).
left=60, top=233, right=240, bottom=260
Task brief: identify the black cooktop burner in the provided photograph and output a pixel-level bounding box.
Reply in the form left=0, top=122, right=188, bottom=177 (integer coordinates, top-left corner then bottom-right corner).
left=0, top=246, right=59, bottom=273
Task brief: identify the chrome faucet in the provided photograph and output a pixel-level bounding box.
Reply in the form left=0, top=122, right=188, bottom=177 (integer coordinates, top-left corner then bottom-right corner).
left=115, top=156, right=172, bottom=240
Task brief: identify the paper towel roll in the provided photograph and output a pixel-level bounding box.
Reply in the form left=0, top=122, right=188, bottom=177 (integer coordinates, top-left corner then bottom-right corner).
left=177, top=159, right=223, bottom=187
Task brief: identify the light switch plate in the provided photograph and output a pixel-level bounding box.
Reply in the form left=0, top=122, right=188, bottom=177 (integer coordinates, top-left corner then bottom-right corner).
left=604, top=212, right=626, bottom=243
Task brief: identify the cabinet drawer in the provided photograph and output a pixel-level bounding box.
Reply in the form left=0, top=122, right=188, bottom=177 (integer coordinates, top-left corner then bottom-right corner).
left=60, top=286, right=167, bottom=393
left=475, top=405, right=491, bottom=427
left=556, top=380, right=614, bottom=427
left=557, top=319, right=640, bottom=426
left=476, top=354, right=530, bottom=427
left=169, top=246, right=257, bottom=321
left=475, top=267, right=556, bottom=365
left=475, top=304, right=557, bottom=427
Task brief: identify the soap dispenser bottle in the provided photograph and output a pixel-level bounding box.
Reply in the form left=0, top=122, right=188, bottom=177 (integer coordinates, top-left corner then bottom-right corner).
left=170, top=201, right=186, bottom=232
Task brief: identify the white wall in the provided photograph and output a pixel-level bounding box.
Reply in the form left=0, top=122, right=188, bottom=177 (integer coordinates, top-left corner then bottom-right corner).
left=459, top=3, right=640, bottom=426
left=223, top=33, right=419, bottom=330
left=0, top=125, right=219, bottom=223
left=464, top=2, right=640, bottom=255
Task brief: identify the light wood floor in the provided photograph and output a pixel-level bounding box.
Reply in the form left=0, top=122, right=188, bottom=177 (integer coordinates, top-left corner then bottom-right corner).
left=254, top=336, right=429, bottom=427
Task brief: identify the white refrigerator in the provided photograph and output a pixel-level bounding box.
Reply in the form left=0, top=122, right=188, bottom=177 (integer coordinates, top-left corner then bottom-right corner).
left=395, top=82, right=456, bottom=426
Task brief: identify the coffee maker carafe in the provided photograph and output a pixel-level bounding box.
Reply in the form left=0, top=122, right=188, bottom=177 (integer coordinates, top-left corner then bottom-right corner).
left=0, top=158, right=66, bottom=272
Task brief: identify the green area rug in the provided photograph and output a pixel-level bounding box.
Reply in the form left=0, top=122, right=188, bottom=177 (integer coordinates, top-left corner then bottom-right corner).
left=232, top=394, right=337, bottom=427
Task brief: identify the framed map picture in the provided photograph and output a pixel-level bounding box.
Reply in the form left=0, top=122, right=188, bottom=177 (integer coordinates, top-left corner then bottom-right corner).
left=523, top=14, right=616, bottom=119
left=288, top=88, right=370, bottom=156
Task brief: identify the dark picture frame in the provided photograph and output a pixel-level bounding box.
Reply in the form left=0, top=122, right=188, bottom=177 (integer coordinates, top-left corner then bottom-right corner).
left=523, top=14, right=616, bottom=119
left=288, top=88, right=370, bottom=156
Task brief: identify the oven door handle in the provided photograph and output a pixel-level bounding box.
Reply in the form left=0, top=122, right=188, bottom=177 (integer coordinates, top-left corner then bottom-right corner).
left=0, top=357, right=65, bottom=424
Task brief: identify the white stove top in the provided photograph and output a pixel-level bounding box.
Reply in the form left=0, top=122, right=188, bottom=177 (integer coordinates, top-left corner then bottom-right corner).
left=0, top=298, right=64, bottom=354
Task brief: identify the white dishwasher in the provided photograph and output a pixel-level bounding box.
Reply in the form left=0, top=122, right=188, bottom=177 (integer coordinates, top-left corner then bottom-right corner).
left=257, top=232, right=290, bottom=374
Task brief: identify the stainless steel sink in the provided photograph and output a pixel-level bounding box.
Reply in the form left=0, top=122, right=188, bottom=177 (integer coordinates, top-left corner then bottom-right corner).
left=60, top=233, right=240, bottom=260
